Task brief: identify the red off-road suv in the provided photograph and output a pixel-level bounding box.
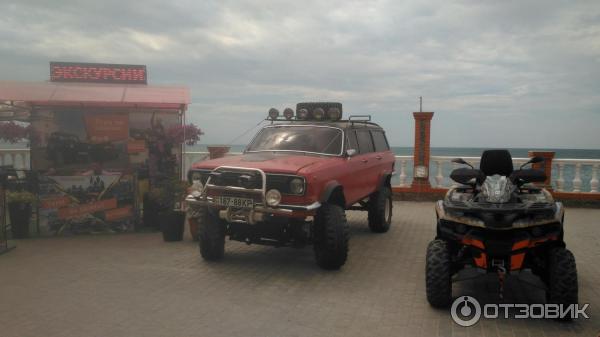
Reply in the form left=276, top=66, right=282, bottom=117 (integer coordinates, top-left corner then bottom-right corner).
left=186, top=102, right=395, bottom=269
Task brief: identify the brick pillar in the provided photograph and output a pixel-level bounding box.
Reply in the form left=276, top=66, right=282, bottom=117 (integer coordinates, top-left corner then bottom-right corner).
left=207, top=146, right=230, bottom=159
left=411, top=112, right=434, bottom=190
left=528, top=151, right=555, bottom=190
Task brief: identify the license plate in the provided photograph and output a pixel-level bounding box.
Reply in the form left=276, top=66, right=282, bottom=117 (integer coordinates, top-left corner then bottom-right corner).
left=214, top=196, right=254, bottom=208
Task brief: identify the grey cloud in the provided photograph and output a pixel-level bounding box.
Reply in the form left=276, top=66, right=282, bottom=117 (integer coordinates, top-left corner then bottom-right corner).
left=1, top=0, right=600, bottom=148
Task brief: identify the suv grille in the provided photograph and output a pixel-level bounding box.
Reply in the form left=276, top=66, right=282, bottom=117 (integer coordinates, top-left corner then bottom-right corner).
left=211, top=170, right=263, bottom=190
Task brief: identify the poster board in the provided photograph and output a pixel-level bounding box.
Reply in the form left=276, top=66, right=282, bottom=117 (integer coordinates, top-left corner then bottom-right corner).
left=37, top=174, right=135, bottom=235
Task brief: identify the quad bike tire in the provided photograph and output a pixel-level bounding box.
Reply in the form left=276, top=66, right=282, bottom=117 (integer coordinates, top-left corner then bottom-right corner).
left=313, top=203, right=349, bottom=270
left=547, top=247, right=578, bottom=318
left=368, top=186, right=393, bottom=233
left=197, top=206, right=226, bottom=261
left=426, top=239, right=452, bottom=308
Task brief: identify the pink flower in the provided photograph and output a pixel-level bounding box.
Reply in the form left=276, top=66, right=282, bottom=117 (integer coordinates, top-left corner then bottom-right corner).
left=166, top=124, right=203, bottom=146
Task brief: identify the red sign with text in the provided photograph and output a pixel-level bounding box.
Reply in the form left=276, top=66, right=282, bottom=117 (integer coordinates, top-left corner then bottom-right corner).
left=57, top=198, right=117, bottom=220
left=50, top=62, right=147, bottom=84
left=105, top=206, right=133, bottom=222
left=84, top=113, right=129, bottom=143
left=41, top=196, right=72, bottom=209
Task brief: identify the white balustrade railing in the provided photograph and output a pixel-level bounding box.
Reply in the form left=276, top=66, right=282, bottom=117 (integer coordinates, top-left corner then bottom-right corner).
left=428, top=156, right=600, bottom=193
left=394, top=156, right=412, bottom=187
left=0, top=149, right=30, bottom=169
left=553, top=159, right=600, bottom=193
left=2, top=148, right=599, bottom=193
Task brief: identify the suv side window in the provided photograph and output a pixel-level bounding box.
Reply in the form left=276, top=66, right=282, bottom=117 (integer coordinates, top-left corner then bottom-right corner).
left=371, top=130, right=390, bottom=152
left=346, top=130, right=359, bottom=152
left=356, top=129, right=374, bottom=154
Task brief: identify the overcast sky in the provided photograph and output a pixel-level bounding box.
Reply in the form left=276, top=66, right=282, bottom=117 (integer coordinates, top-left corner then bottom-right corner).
left=1, top=1, right=599, bottom=148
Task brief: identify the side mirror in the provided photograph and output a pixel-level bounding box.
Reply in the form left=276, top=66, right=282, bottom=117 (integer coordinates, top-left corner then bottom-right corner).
left=451, top=158, right=474, bottom=169
left=520, top=156, right=544, bottom=169
left=346, top=149, right=357, bottom=157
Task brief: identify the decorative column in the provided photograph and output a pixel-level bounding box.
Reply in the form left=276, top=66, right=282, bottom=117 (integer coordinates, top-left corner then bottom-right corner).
left=411, top=112, right=434, bottom=190
left=528, top=151, right=555, bottom=191
left=207, top=145, right=230, bottom=159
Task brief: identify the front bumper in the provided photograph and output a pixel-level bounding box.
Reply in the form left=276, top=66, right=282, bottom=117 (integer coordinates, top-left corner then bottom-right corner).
left=186, top=195, right=321, bottom=213
left=186, top=166, right=320, bottom=224
left=186, top=195, right=320, bottom=224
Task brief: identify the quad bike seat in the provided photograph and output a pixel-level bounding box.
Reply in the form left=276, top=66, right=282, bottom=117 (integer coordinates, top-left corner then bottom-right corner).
left=480, top=149, right=513, bottom=177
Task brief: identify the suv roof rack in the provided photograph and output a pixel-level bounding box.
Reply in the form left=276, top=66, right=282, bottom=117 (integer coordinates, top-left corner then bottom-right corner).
left=348, top=115, right=372, bottom=124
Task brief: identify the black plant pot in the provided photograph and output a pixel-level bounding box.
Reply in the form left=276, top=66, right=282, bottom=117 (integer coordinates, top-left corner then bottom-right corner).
left=160, top=210, right=185, bottom=242
left=9, top=202, right=32, bottom=239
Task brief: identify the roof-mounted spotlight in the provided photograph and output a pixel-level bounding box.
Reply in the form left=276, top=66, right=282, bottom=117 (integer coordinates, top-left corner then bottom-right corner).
left=297, top=108, right=309, bottom=120
left=327, top=107, right=341, bottom=121
left=283, top=107, right=294, bottom=120
left=313, top=107, right=325, bottom=120
left=268, top=108, right=280, bottom=120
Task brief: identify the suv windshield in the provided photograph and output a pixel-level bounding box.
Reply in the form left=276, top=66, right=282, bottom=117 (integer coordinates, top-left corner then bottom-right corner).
left=246, top=126, right=343, bottom=155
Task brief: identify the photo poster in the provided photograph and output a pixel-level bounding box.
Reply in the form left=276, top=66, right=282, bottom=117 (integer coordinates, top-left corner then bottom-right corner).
left=30, top=109, right=181, bottom=174
left=37, top=174, right=135, bottom=236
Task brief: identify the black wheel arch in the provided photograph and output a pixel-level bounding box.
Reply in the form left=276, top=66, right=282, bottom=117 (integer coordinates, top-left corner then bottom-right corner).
left=319, top=181, right=346, bottom=208
left=377, top=173, right=393, bottom=191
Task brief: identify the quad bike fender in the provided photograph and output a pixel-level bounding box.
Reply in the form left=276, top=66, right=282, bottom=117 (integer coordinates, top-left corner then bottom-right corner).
left=436, top=200, right=565, bottom=272
left=435, top=200, right=485, bottom=228
left=436, top=200, right=565, bottom=230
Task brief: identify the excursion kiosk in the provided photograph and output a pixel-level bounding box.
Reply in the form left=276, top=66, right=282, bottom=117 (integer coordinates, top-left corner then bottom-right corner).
left=0, top=62, right=190, bottom=236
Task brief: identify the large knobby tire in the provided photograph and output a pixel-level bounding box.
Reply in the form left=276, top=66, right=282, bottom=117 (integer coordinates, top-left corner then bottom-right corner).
left=426, top=239, right=452, bottom=308
left=313, top=203, right=349, bottom=270
left=197, top=206, right=226, bottom=261
left=547, top=248, right=578, bottom=315
left=368, top=186, right=392, bottom=233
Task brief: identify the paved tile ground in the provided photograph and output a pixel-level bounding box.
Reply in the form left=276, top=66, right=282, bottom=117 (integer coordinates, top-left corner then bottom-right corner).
left=1, top=202, right=599, bottom=337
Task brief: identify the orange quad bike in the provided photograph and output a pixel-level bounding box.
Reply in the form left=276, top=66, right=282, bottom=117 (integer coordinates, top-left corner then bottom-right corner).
left=425, top=150, right=577, bottom=313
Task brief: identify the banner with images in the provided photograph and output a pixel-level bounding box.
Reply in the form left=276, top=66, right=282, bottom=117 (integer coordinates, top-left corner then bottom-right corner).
left=37, top=174, right=135, bottom=236
left=30, top=110, right=129, bottom=173
left=31, top=109, right=181, bottom=178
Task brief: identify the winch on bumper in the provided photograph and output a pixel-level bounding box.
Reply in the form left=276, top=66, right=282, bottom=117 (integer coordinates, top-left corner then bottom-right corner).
left=186, top=166, right=321, bottom=224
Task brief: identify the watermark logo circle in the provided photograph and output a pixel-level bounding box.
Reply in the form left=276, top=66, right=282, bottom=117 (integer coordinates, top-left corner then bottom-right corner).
left=451, top=296, right=482, bottom=327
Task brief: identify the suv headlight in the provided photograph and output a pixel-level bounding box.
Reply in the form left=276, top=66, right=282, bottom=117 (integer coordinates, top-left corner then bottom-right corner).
left=289, top=178, right=305, bottom=195
left=266, top=189, right=282, bottom=206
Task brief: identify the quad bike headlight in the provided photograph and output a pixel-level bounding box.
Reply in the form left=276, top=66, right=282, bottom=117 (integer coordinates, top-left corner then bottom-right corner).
left=265, top=189, right=282, bottom=206
left=289, top=178, right=305, bottom=195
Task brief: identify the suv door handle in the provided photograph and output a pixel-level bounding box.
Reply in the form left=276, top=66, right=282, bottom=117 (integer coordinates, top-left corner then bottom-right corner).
left=375, top=156, right=382, bottom=160
left=361, top=159, right=368, bottom=163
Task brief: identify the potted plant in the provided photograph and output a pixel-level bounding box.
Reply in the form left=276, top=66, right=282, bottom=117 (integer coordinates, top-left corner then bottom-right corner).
left=6, top=190, right=35, bottom=239
left=149, top=178, right=188, bottom=242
